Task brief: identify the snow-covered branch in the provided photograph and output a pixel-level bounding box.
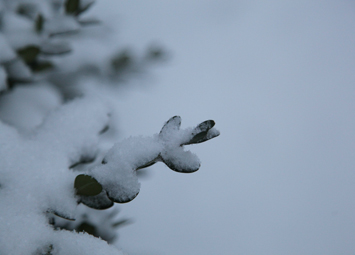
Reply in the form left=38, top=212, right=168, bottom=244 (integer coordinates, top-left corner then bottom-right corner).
left=76, top=115, right=220, bottom=207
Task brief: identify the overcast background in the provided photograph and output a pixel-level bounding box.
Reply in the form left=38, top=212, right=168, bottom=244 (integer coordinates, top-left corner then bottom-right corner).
left=93, top=1, right=355, bottom=254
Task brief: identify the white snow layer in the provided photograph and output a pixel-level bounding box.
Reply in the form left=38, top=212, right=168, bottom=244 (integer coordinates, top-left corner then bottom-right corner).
left=0, top=94, right=217, bottom=254
left=0, top=97, right=124, bottom=255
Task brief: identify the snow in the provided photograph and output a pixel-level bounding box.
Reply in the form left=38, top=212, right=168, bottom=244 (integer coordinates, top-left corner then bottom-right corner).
left=0, top=83, right=62, bottom=130
left=45, top=15, right=80, bottom=36
left=0, top=92, right=218, bottom=254
left=0, top=1, right=221, bottom=254
left=0, top=34, right=16, bottom=63
left=4, top=58, right=32, bottom=81
left=0, top=97, right=125, bottom=255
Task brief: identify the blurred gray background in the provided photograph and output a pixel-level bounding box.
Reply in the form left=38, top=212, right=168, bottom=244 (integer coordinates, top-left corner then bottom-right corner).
left=94, top=1, right=355, bottom=254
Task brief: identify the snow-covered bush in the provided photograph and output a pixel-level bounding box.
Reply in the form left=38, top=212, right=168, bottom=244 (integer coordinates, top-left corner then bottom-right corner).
left=0, top=0, right=220, bottom=254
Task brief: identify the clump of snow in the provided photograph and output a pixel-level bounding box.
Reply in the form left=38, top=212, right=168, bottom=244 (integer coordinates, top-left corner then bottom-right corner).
left=0, top=34, right=16, bottom=63
left=5, top=58, right=32, bottom=81
left=0, top=82, right=62, bottom=131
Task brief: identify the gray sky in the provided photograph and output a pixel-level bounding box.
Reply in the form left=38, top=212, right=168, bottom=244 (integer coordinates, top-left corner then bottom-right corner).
left=94, top=1, right=355, bottom=254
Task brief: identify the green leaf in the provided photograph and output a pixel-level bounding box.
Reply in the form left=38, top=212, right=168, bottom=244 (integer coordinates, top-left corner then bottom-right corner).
left=35, top=14, right=44, bottom=33
left=74, top=174, right=102, bottom=196
left=31, top=61, right=54, bottom=73
left=65, top=0, right=80, bottom=15
left=17, top=46, right=40, bottom=64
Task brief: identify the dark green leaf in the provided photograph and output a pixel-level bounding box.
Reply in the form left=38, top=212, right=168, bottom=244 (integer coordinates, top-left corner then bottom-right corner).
left=65, top=0, right=80, bottom=15
left=31, top=61, right=54, bottom=73
left=17, top=46, right=40, bottom=64
left=35, top=14, right=44, bottom=33
left=74, top=174, right=102, bottom=196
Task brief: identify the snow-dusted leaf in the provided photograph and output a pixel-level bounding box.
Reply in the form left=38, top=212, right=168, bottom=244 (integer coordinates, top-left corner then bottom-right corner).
left=159, top=115, right=181, bottom=139
left=35, top=14, right=44, bottom=33
left=0, top=66, right=7, bottom=91
left=4, top=58, right=32, bottom=81
left=75, top=174, right=103, bottom=196
left=78, top=17, right=100, bottom=26
left=78, top=0, right=96, bottom=15
left=79, top=190, right=114, bottom=209
left=45, top=16, right=80, bottom=36
left=107, top=189, right=139, bottom=204
left=41, top=40, right=71, bottom=55
left=0, top=34, right=16, bottom=63
left=161, top=148, right=200, bottom=173
left=16, top=3, right=38, bottom=19
left=184, top=120, right=220, bottom=145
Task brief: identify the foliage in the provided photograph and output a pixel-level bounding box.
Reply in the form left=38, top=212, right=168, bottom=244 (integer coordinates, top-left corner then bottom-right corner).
left=0, top=0, right=219, bottom=254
